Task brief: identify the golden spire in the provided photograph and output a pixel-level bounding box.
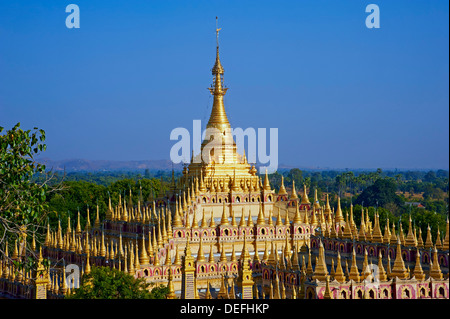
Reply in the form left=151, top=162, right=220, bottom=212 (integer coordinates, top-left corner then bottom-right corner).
left=196, top=237, right=206, bottom=263
left=376, top=251, right=388, bottom=282
left=263, top=169, right=271, bottom=191
left=278, top=176, right=287, bottom=195
left=94, top=204, right=101, bottom=229
left=134, top=241, right=141, bottom=269
left=330, top=258, right=335, bottom=279
left=45, top=222, right=51, bottom=246
left=390, top=238, right=409, bottom=280
left=57, top=220, right=64, bottom=249
left=405, top=216, right=417, bottom=247
left=206, top=17, right=229, bottom=131
left=429, top=245, right=444, bottom=280
left=323, top=276, right=332, bottom=299
left=383, top=218, right=391, bottom=243
left=173, top=199, right=183, bottom=228
left=435, top=226, right=442, bottom=248
left=230, top=207, right=238, bottom=227
left=174, top=245, right=181, bottom=265
left=361, top=249, right=371, bottom=280
left=276, top=209, right=283, bottom=226
left=334, top=252, right=346, bottom=283
left=371, top=213, right=383, bottom=243
left=313, top=188, right=320, bottom=209
left=424, top=224, right=434, bottom=249
left=412, top=248, right=425, bottom=281
left=100, top=230, right=106, bottom=257
left=208, top=244, right=215, bottom=263
left=303, top=208, right=309, bottom=225
left=220, top=202, right=229, bottom=225
left=166, top=268, right=177, bottom=299
left=301, top=184, right=310, bottom=205
left=201, top=209, right=209, bottom=228
left=399, top=223, right=406, bottom=246
left=312, top=240, right=328, bottom=281
left=291, top=244, right=300, bottom=271
left=348, top=248, right=360, bottom=282
left=191, top=208, right=199, bottom=229
left=290, top=180, right=298, bottom=199
left=293, top=201, right=302, bottom=224
left=262, top=241, right=269, bottom=262
left=310, top=207, right=318, bottom=227
left=256, top=203, right=266, bottom=225
left=306, top=249, right=314, bottom=277
left=417, top=228, right=424, bottom=249
left=267, top=209, right=274, bottom=226
left=219, top=243, right=227, bottom=263
left=140, top=234, right=150, bottom=265
left=334, top=197, right=344, bottom=224
left=359, top=209, right=366, bottom=241
left=342, top=212, right=353, bottom=240
left=209, top=211, right=216, bottom=228
left=246, top=210, right=254, bottom=227
left=284, top=207, right=290, bottom=226
left=128, top=245, right=135, bottom=274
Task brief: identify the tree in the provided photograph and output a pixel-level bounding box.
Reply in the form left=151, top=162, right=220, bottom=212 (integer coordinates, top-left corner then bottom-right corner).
left=354, top=178, right=404, bottom=210
left=0, top=123, right=61, bottom=259
left=67, top=266, right=169, bottom=299
left=286, top=168, right=303, bottom=187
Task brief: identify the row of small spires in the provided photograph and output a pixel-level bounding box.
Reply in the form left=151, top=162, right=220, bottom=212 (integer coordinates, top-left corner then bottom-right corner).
left=41, top=214, right=448, bottom=284
left=1, top=234, right=446, bottom=299
left=41, top=188, right=449, bottom=260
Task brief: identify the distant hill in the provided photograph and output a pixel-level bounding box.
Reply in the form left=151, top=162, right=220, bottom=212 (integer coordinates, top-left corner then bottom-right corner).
left=36, top=158, right=442, bottom=173
left=38, top=158, right=184, bottom=172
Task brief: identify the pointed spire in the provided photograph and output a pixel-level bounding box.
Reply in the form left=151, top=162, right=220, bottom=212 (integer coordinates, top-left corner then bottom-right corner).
left=207, top=17, right=230, bottom=130
left=334, top=252, right=346, bottom=283
left=312, top=239, right=329, bottom=282
left=323, top=276, right=332, bottom=299
left=290, top=180, right=298, bottom=199
left=412, top=248, right=425, bottom=281
left=278, top=176, right=287, bottom=195
left=263, top=169, right=271, bottom=191
left=429, top=246, right=444, bottom=280
left=334, top=197, right=344, bottom=224
left=201, top=209, right=209, bottom=228
left=293, top=201, right=302, bottom=224
left=230, top=207, right=238, bottom=227
left=301, top=184, right=310, bottom=205
left=239, top=207, right=246, bottom=227
left=209, top=211, right=216, bottom=228
left=246, top=210, right=254, bottom=227
left=139, top=234, right=150, bottom=265
left=196, top=237, right=206, bottom=263
left=361, top=249, right=371, bottom=280
left=348, top=248, right=360, bottom=282
left=390, top=238, right=409, bottom=280
left=256, top=203, right=266, bottom=225
left=424, top=224, right=434, bottom=249
left=208, top=244, right=215, bottom=263
left=405, top=215, right=417, bottom=247
left=220, top=202, right=229, bottom=225
left=173, top=199, right=183, bottom=228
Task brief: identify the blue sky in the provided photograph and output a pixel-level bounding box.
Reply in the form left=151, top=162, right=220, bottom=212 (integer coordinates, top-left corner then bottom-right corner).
left=0, top=0, right=448, bottom=170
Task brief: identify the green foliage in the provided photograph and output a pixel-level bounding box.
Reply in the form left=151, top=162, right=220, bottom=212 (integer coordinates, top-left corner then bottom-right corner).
left=67, top=266, right=168, bottom=299
left=0, top=123, right=48, bottom=228
left=45, top=178, right=162, bottom=230
left=354, top=178, right=404, bottom=208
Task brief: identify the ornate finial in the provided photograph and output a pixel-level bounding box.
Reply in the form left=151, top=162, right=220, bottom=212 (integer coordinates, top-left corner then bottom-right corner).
left=216, top=16, right=221, bottom=48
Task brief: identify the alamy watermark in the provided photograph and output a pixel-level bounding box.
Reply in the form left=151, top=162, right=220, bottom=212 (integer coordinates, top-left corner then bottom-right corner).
left=170, top=120, right=279, bottom=174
